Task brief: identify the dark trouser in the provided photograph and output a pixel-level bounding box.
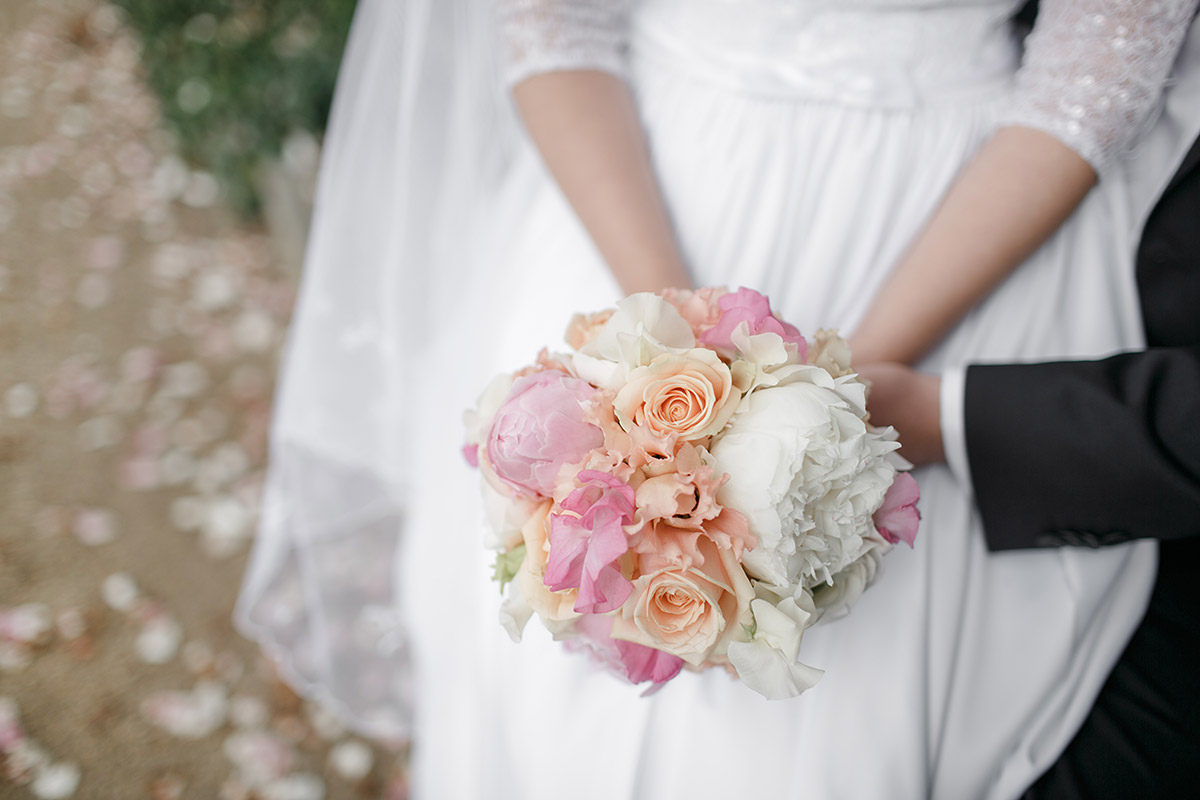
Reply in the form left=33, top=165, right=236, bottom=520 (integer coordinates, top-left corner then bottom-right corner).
left=1023, top=538, right=1200, bottom=799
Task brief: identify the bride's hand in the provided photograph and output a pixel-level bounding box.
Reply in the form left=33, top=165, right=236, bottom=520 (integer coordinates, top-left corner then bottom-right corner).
left=856, top=362, right=945, bottom=467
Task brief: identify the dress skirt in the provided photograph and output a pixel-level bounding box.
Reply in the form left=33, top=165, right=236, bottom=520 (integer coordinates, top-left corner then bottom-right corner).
left=396, top=16, right=1155, bottom=800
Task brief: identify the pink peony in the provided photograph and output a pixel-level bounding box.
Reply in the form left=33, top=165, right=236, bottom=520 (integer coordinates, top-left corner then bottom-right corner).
left=700, top=287, right=808, bottom=359
left=874, top=472, right=920, bottom=547
left=545, top=471, right=636, bottom=614
left=486, top=371, right=605, bottom=497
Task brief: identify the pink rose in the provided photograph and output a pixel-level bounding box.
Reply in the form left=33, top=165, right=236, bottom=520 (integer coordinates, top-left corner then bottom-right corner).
left=486, top=371, right=605, bottom=497
left=874, top=472, right=920, bottom=547
left=611, top=539, right=754, bottom=666
left=613, top=349, right=741, bottom=442
left=700, top=287, right=808, bottom=359
left=545, top=471, right=636, bottom=614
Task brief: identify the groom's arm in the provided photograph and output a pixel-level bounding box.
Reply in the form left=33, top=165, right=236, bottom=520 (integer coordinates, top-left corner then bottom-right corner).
left=963, top=348, right=1200, bottom=550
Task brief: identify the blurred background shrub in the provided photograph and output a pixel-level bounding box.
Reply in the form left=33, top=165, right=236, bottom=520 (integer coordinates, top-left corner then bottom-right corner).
left=115, top=0, right=357, bottom=218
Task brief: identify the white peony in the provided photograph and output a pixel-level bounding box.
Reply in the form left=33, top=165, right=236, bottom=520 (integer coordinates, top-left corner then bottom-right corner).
left=709, top=368, right=900, bottom=591
left=462, top=371, right=515, bottom=448
left=810, top=531, right=889, bottom=620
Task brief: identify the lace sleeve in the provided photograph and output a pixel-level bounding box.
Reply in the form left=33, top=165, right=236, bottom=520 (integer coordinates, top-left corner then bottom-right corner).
left=497, top=0, right=633, bottom=86
left=1003, top=0, right=1199, bottom=172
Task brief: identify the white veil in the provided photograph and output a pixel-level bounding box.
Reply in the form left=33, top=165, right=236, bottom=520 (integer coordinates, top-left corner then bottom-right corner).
left=234, top=0, right=517, bottom=740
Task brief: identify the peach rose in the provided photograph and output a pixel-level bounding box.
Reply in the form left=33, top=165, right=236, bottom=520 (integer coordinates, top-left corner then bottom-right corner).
left=611, top=539, right=753, bottom=666
left=613, top=348, right=740, bottom=441
left=516, top=501, right=580, bottom=626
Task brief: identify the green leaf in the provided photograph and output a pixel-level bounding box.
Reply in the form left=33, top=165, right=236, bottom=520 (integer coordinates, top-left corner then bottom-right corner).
left=492, top=544, right=527, bottom=594
left=113, top=0, right=356, bottom=218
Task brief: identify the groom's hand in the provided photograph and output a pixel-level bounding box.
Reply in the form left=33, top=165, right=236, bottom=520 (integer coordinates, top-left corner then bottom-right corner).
left=855, top=363, right=946, bottom=467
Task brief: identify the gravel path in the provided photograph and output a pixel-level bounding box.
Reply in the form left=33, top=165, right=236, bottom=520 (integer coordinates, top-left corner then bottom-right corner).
left=0, top=2, right=407, bottom=797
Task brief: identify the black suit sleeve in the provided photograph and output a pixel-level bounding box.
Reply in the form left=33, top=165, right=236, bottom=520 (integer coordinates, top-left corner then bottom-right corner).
left=964, top=346, right=1200, bottom=550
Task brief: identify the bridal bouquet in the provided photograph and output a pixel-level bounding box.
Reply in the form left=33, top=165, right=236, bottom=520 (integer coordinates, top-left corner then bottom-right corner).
left=462, top=288, right=919, bottom=699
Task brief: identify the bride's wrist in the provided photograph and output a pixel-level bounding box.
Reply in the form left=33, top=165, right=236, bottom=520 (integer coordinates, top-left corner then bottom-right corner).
left=614, top=253, right=693, bottom=295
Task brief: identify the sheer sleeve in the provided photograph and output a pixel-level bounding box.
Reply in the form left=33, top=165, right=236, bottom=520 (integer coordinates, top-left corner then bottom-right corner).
left=496, top=0, right=633, bottom=85
left=1003, top=0, right=1199, bottom=172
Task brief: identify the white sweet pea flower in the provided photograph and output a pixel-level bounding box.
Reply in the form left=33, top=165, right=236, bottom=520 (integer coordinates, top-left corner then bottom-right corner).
left=463, top=372, right=515, bottom=447
left=571, top=294, right=699, bottom=389
left=577, top=293, right=694, bottom=358
left=727, top=591, right=824, bottom=699
left=570, top=351, right=625, bottom=391
left=499, top=581, right=534, bottom=643
left=727, top=326, right=813, bottom=408
left=709, top=371, right=899, bottom=590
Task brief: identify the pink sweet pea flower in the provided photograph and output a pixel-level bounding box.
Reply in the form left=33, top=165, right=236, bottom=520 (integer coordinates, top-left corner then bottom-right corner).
left=614, top=639, right=685, bottom=686
left=874, top=472, right=920, bottom=547
left=700, top=287, right=808, bottom=359
left=568, top=613, right=684, bottom=689
left=545, top=471, right=636, bottom=614
left=461, top=443, right=479, bottom=467
left=486, top=371, right=605, bottom=497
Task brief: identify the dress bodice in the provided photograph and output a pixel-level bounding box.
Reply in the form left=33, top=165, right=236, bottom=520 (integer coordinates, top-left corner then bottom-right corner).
left=627, top=0, right=1022, bottom=110
left=498, top=0, right=1200, bottom=170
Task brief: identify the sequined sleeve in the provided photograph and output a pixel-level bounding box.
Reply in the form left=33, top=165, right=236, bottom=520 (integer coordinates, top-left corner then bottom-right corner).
left=1004, top=0, right=1199, bottom=171
left=497, top=0, right=633, bottom=86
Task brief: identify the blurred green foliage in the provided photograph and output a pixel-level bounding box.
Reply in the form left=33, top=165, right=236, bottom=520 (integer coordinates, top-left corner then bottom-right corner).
left=115, top=0, right=357, bottom=217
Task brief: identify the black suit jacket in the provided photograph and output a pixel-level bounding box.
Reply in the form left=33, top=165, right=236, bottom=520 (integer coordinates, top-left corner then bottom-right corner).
left=964, top=136, right=1200, bottom=550
left=962, top=134, right=1200, bottom=795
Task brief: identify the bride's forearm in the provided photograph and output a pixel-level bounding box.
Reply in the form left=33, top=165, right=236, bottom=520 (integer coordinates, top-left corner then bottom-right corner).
left=850, top=126, right=1096, bottom=365
left=512, top=70, right=691, bottom=295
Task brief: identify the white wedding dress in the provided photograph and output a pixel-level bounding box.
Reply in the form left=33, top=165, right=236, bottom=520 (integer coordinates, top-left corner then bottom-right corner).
left=237, top=1, right=1200, bottom=798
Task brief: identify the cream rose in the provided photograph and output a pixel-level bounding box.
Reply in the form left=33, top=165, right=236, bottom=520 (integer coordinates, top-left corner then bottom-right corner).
left=515, top=501, right=580, bottom=628
left=611, top=540, right=753, bottom=666
left=613, top=348, right=741, bottom=441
